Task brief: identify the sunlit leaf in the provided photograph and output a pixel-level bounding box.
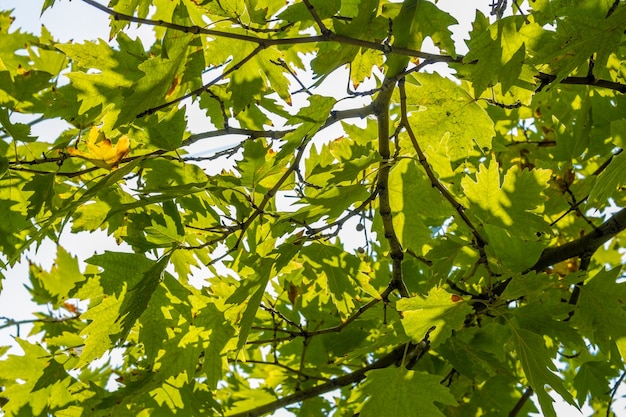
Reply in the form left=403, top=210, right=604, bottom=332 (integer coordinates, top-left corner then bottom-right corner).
left=67, top=126, right=130, bottom=170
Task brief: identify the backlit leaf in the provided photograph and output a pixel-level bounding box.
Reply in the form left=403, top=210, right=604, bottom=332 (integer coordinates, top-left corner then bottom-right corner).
left=67, top=126, right=130, bottom=170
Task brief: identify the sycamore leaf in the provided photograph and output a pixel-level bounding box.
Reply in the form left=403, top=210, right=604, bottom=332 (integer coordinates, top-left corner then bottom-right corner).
left=461, top=156, right=551, bottom=239
left=350, top=47, right=383, bottom=89
left=0, top=107, right=36, bottom=142
left=0, top=339, right=55, bottom=416
left=115, top=254, right=171, bottom=341
left=301, top=243, right=361, bottom=318
left=405, top=72, right=495, bottom=161
left=360, top=368, right=457, bottom=417
left=226, top=255, right=275, bottom=351
left=28, top=246, right=84, bottom=306
left=573, top=361, right=616, bottom=407
left=22, top=173, right=55, bottom=217
left=388, top=159, right=453, bottom=254
left=77, top=287, right=125, bottom=368
left=532, top=5, right=626, bottom=83
left=574, top=267, right=626, bottom=357
left=397, top=287, right=472, bottom=347
left=512, top=328, right=577, bottom=417
left=67, top=126, right=130, bottom=170
left=463, top=14, right=542, bottom=95
left=587, top=150, right=626, bottom=207
left=484, top=224, right=546, bottom=271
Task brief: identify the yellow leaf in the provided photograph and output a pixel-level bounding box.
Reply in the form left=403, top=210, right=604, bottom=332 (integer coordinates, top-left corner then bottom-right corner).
left=67, top=126, right=130, bottom=170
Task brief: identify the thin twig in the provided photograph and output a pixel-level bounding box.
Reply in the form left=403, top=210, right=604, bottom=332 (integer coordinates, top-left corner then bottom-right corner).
left=301, top=0, right=330, bottom=35
left=137, top=45, right=265, bottom=117
left=608, top=371, right=626, bottom=417
left=228, top=359, right=330, bottom=382
left=0, top=314, right=81, bottom=331
left=509, top=387, right=533, bottom=417
left=398, top=79, right=489, bottom=262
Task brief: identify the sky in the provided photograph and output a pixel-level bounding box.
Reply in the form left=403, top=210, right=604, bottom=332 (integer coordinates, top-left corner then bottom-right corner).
left=0, top=0, right=614, bottom=416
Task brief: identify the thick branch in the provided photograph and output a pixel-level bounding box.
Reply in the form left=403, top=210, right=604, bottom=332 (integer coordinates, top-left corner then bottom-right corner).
left=375, top=77, right=409, bottom=298
left=183, top=127, right=292, bottom=146
left=536, top=72, right=626, bottom=94
left=531, top=207, right=626, bottom=271
left=226, top=342, right=420, bottom=417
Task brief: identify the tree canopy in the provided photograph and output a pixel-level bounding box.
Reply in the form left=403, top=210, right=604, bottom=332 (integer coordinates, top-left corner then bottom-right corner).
left=1, top=0, right=626, bottom=416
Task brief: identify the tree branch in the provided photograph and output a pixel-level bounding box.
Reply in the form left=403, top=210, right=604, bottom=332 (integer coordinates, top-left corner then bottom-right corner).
left=536, top=72, right=626, bottom=94
left=375, top=76, right=409, bottom=298
left=301, top=0, right=330, bottom=35
left=0, top=314, right=81, bottom=331
left=137, top=44, right=265, bottom=117
left=508, top=387, right=533, bottom=417
left=226, top=342, right=422, bottom=417
left=80, top=0, right=462, bottom=63
left=531, top=207, right=626, bottom=272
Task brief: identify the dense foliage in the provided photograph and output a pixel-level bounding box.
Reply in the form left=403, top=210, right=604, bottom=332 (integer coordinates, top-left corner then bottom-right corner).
left=1, top=0, right=626, bottom=416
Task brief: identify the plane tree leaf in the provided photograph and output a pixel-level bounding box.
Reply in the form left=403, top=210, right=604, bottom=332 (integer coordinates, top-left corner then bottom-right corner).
left=397, top=287, right=472, bottom=348
left=360, top=368, right=457, bottom=417
left=405, top=72, right=495, bottom=161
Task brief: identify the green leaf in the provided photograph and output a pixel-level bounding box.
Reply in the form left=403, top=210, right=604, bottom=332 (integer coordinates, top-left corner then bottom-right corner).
left=484, top=224, right=546, bottom=271
left=410, top=0, right=457, bottom=59
left=77, top=287, right=125, bottom=367
left=146, top=106, right=186, bottom=150
left=574, top=267, right=626, bottom=356
left=301, top=243, right=361, bottom=317
left=140, top=158, right=208, bottom=192
left=360, top=368, right=457, bottom=417
left=116, top=254, right=171, bottom=341
left=0, top=339, right=54, bottom=415
left=22, top=173, right=55, bottom=217
left=405, top=72, right=495, bottom=161
left=0, top=156, right=8, bottom=179
left=57, top=34, right=144, bottom=116
left=29, top=246, right=84, bottom=306
left=512, top=328, right=577, bottom=417
left=461, top=157, right=551, bottom=239
left=87, top=249, right=153, bottom=285
left=588, top=151, right=626, bottom=206
left=388, top=159, right=453, bottom=254
left=0, top=19, right=39, bottom=74
left=463, top=14, right=542, bottom=95
left=0, top=108, right=36, bottom=141
left=397, top=287, right=473, bottom=347
left=226, top=254, right=277, bottom=350
left=238, top=139, right=286, bottom=191
left=350, top=48, right=383, bottom=89
left=573, top=361, right=616, bottom=407
left=532, top=5, right=626, bottom=83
